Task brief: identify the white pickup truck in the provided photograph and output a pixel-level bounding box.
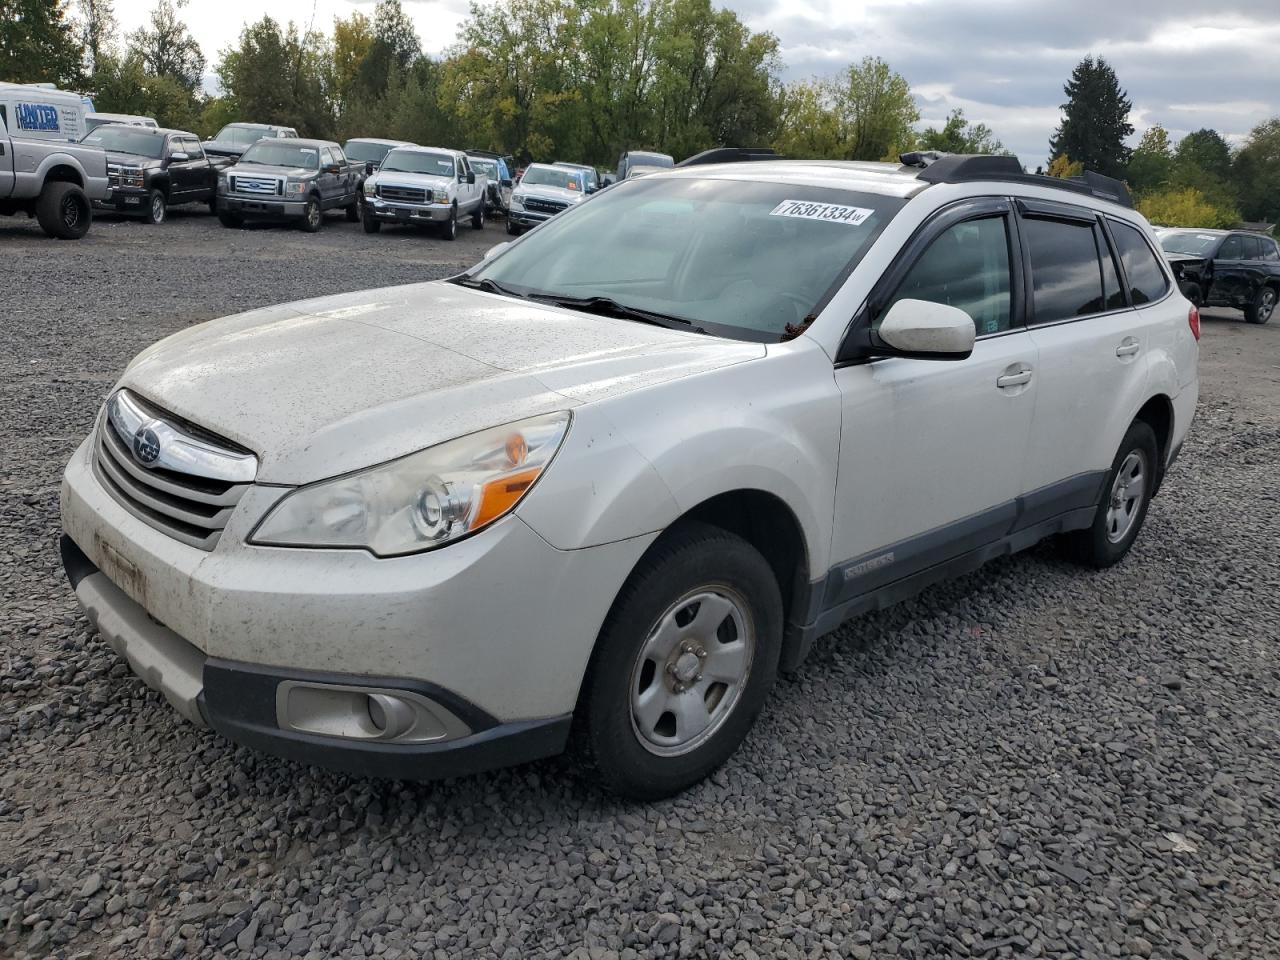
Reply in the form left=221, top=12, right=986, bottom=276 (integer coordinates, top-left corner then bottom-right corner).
left=360, top=146, right=486, bottom=240
left=0, top=110, right=110, bottom=239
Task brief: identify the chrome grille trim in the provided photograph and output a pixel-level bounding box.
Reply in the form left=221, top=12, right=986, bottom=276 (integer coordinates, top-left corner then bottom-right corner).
left=230, top=175, right=282, bottom=196
left=93, top=390, right=258, bottom=551
left=523, top=197, right=568, bottom=215
left=377, top=184, right=431, bottom=204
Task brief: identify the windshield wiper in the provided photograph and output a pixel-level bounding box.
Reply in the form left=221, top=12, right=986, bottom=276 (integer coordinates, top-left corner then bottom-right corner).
left=452, top=276, right=528, bottom=299
left=531, top=295, right=706, bottom=334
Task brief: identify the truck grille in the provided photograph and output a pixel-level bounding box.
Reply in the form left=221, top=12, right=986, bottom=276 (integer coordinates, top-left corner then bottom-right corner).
left=107, top=164, right=144, bottom=190
left=231, top=176, right=282, bottom=196
left=377, top=185, right=431, bottom=204
left=93, top=390, right=258, bottom=551
left=524, top=197, right=568, bottom=215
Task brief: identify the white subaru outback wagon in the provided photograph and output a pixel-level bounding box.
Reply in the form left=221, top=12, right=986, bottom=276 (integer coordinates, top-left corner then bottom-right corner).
left=60, top=154, right=1199, bottom=799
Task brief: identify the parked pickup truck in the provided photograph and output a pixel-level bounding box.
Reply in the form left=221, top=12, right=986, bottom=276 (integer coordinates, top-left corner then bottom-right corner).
left=0, top=110, right=109, bottom=238
left=1158, top=228, right=1280, bottom=324
left=82, top=124, right=230, bottom=224
left=361, top=146, right=486, bottom=240
left=216, top=138, right=360, bottom=232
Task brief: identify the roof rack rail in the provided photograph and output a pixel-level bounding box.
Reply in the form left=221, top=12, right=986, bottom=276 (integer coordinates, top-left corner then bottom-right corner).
left=906, top=153, right=1134, bottom=208
left=676, top=147, right=779, bottom=167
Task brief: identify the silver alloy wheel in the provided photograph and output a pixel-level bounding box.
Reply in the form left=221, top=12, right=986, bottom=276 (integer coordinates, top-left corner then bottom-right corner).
left=61, top=194, right=81, bottom=228
left=1260, top=288, right=1276, bottom=322
left=151, top=193, right=165, bottom=223
left=306, top=200, right=320, bottom=229
left=628, top=586, right=754, bottom=757
left=1105, top=450, right=1147, bottom=543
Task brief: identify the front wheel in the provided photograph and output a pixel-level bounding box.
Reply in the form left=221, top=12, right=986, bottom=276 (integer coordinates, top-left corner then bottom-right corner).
left=506, top=220, right=520, bottom=237
left=217, top=210, right=243, bottom=229
left=1063, top=421, right=1159, bottom=568
left=471, top=202, right=484, bottom=230
left=362, top=212, right=381, bottom=234
left=1246, top=285, right=1276, bottom=324
left=345, top=200, right=360, bottom=223
left=300, top=196, right=323, bottom=233
left=580, top=523, right=782, bottom=800
left=145, top=188, right=167, bottom=225
left=441, top=203, right=458, bottom=241
left=36, top=182, right=92, bottom=239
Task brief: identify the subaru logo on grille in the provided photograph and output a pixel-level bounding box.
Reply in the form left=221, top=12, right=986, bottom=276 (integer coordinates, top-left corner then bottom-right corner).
left=132, top=426, right=161, bottom=465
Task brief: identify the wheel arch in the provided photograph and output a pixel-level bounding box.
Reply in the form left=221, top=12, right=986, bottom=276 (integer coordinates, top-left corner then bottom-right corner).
left=1133, top=393, right=1174, bottom=493
left=43, top=163, right=85, bottom=189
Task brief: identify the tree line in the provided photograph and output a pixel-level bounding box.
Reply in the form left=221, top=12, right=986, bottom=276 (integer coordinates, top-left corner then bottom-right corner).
left=2, top=0, right=1276, bottom=229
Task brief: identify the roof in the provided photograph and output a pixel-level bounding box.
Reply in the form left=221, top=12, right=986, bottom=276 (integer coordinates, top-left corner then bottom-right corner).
left=273, top=138, right=339, bottom=148
left=225, top=122, right=292, bottom=131
left=90, top=125, right=195, bottom=138
left=1159, top=227, right=1226, bottom=235
left=88, top=112, right=153, bottom=120
left=555, top=162, right=595, bottom=170
left=392, top=145, right=462, bottom=156
left=662, top=159, right=929, bottom=199
left=345, top=138, right=411, bottom=146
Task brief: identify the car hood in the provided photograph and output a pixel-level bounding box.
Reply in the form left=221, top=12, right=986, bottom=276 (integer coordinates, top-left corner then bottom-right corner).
left=118, top=282, right=764, bottom=484
left=203, top=140, right=247, bottom=156
left=226, top=163, right=314, bottom=179
left=516, top=184, right=583, bottom=203
left=103, top=152, right=161, bottom=168
left=373, top=172, right=453, bottom=190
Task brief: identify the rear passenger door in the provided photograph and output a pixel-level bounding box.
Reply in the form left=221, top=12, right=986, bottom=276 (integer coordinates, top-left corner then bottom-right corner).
left=1207, top=234, right=1246, bottom=304
left=1019, top=203, right=1171, bottom=503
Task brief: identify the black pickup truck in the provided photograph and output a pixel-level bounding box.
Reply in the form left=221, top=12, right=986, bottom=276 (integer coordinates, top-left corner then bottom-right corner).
left=81, top=124, right=230, bottom=224
left=1158, top=228, right=1280, bottom=324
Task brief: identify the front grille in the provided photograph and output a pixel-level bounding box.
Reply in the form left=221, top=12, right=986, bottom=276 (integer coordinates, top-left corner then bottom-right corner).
left=377, top=184, right=430, bottom=204
left=107, top=164, right=120, bottom=189
left=524, top=197, right=568, bottom=215
left=93, top=391, right=258, bottom=551
left=107, top=164, right=143, bottom=190
left=231, top=176, right=282, bottom=196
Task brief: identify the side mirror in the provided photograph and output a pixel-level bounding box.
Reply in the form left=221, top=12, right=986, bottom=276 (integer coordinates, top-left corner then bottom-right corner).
left=872, top=299, right=975, bottom=359
left=484, top=242, right=511, bottom=259
left=467, top=171, right=476, bottom=185
left=170, top=151, right=189, bottom=162
left=501, top=178, right=513, bottom=188
left=365, top=161, right=374, bottom=176
left=325, top=164, right=341, bottom=175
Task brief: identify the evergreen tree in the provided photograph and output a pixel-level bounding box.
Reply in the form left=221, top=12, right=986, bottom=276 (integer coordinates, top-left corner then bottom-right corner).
left=1048, top=55, right=1133, bottom=178
left=1233, top=118, right=1280, bottom=225
left=0, top=0, right=84, bottom=86
left=77, top=0, right=115, bottom=75
left=1174, top=128, right=1232, bottom=183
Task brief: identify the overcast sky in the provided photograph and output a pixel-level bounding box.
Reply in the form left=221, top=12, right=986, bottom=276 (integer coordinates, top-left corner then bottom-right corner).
left=111, top=0, right=1280, bottom=167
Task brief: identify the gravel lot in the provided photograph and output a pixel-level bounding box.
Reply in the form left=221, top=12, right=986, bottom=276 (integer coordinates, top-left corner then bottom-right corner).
left=2, top=211, right=1279, bottom=960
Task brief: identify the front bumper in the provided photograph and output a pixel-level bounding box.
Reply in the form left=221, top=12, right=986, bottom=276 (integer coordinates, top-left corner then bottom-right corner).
left=220, top=195, right=308, bottom=219
left=509, top=208, right=555, bottom=228
left=364, top=197, right=453, bottom=223
left=96, top=186, right=148, bottom=212
left=63, top=535, right=571, bottom=779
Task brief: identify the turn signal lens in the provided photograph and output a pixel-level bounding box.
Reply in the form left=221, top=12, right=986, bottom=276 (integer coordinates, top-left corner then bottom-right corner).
left=473, top=467, right=542, bottom=528
left=1188, top=306, right=1201, bottom=342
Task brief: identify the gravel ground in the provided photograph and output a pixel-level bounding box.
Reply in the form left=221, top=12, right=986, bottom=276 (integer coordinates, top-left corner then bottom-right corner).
left=2, top=212, right=1279, bottom=960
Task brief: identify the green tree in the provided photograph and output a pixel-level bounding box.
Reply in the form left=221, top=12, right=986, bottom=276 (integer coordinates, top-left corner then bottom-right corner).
left=916, top=108, right=1005, bottom=154
left=76, top=0, right=116, bottom=75
left=331, top=12, right=373, bottom=113
left=1233, top=118, right=1280, bottom=225
left=776, top=57, right=918, bottom=161
left=1174, top=128, right=1232, bottom=182
left=1126, top=124, right=1173, bottom=195
left=1137, top=186, right=1238, bottom=229
left=90, top=50, right=199, bottom=128
left=216, top=16, right=334, bottom=137
left=129, top=0, right=205, bottom=94
left=0, top=0, right=84, bottom=86
left=1047, top=154, right=1083, bottom=178
left=1048, top=55, right=1133, bottom=178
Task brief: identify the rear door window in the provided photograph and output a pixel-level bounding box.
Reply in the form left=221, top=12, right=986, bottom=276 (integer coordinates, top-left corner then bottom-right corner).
left=1262, top=239, right=1280, bottom=262
left=1218, top=235, right=1244, bottom=259
left=1022, top=217, right=1107, bottom=323
left=1109, top=220, right=1171, bottom=305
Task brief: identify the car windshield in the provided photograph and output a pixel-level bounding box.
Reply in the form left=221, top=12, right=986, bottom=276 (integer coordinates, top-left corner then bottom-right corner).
left=345, top=141, right=397, bottom=164
left=522, top=166, right=580, bottom=190
left=382, top=150, right=455, bottom=177
left=80, top=126, right=165, bottom=158
left=1159, top=231, right=1222, bottom=256
left=470, top=159, right=497, bottom=177
left=466, top=176, right=905, bottom=342
left=629, top=153, right=674, bottom=168
left=239, top=142, right=320, bottom=169
left=216, top=125, right=271, bottom=146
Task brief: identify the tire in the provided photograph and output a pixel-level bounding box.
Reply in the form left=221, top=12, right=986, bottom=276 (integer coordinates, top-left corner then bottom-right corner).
left=300, top=196, right=323, bottom=233
left=1245, top=285, right=1276, bottom=324
left=208, top=197, right=218, bottom=216
left=580, top=522, right=783, bottom=800
left=217, top=210, right=243, bottom=229
left=441, top=203, right=458, bottom=241
left=145, top=188, right=167, bottom=225
left=1064, top=421, right=1159, bottom=568
left=362, top=213, right=381, bottom=234
left=471, top=202, right=484, bottom=230
left=345, top=200, right=360, bottom=223
left=506, top=220, right=520, bottom=237
left=36, top=182, right=91, bottom=239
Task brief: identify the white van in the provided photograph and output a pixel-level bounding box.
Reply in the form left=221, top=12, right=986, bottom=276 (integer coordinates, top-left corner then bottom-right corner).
left=0, top=82, right=87, bottom=143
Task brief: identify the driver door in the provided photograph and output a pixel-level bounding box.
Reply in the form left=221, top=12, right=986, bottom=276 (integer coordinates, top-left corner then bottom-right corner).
left=828, top=199, right=1037, bottom=606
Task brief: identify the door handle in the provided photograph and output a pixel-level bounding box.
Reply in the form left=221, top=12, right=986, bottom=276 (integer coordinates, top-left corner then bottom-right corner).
left=1116, top=338, right=1140, bottom=358
left=996, top=369, right=1032, bottom=388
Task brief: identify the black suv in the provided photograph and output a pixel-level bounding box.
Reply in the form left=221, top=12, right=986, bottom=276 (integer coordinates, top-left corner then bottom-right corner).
left=1159, top=228, right=1280, bottom=324
left=81, top=124, right=230, bottom=224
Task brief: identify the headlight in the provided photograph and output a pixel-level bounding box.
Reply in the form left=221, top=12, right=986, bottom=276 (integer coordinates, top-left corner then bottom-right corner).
left=285, top=181, right=307, bottom=195
left=217, top=174, right=228, bottom=189
left=251, top=412, right=571, bottom=556
left=510, top=195, right=523, bottom=210
left=363, top=180, right=375, bottom=196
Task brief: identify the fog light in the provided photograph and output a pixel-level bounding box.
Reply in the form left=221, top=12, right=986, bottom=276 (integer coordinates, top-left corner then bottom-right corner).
left=275, top=681, right=472, bottom=743
left=366, top=693, right=415, bottom=738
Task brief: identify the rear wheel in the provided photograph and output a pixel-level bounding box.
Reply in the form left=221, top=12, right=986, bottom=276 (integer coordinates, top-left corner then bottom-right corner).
left=1246, top=285, right=1276, bottom=324
left=1064, top=421, right=1159, bottom=568
left=36, top=182, right=92, bottom=239
left=145, top=188, right=167, bottom=225
left=300, top=196, right=323, bottom=233
left=345, top=200, right=360, bottom=223
left=580, top=523, right=782, bottom=799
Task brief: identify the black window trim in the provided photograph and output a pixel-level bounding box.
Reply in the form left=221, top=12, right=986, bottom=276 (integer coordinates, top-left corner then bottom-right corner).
left=1105, top=215, right=1176, bottom=312
left=836, top=195, right=1024, bottom=366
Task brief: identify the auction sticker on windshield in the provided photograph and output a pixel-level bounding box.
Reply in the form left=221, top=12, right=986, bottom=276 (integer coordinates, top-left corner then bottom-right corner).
left=770, top=200, right=874, bottom=225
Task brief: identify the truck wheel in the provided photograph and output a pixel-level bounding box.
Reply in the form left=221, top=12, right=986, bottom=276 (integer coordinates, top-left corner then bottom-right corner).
left=208, top=197, right=219, bottom=216
left=579, top=522, right=782, bottom=800
left=345, top=200, right=360, bottom=223
left=36, top=182, right=92, bottom=239
left=362, top=214, right=381, bottom=234
left=1246, top=286, right=1276, bottom=324
left=145, top=189, right=167, bottom=225
left=441, top=203, right=458, bottom=241
left=300, top=196, right=323, bottom=233
left=217, top=210, right=243, bottom=229
left=506, top=221, right=520, bottom=237
left=471, top=203, right=484, bottom=230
